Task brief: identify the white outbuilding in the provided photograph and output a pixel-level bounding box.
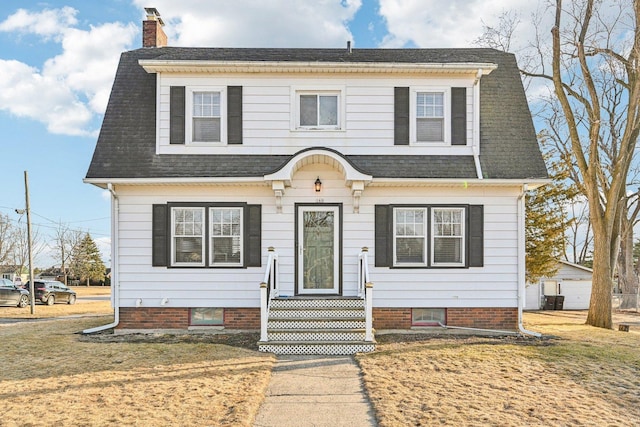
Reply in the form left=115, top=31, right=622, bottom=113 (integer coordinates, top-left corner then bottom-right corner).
left=525, top=260, right=593, bottom=310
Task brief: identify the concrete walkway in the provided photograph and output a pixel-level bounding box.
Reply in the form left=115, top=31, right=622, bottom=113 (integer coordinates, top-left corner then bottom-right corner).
left=253, top=355, right=377, bottom=427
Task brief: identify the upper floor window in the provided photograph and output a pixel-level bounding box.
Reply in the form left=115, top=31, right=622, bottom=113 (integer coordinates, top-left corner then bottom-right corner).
left=416, top=92, right=444, bottom=142
left=410, top=88, right=450, bottom=144
left=292, top=87, right=344, bottom=131
left=192, top=91, right=221, bottom=142
left=300, top=94, right=338, bottom=127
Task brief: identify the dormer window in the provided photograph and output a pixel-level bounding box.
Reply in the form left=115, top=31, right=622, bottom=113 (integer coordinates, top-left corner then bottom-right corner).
left=185, top=87, right=226, bottom=144
left=192, top=91, right=221, bottom=142
left=410, top=88, right=450, bottom=144
left=416, top=92, right=444, bottom=142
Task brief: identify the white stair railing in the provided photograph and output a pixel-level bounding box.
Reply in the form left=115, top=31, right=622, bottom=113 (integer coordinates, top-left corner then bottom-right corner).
left=260, top=247, right=278, bottom=342
left=358, top=247, right=374, bottom=342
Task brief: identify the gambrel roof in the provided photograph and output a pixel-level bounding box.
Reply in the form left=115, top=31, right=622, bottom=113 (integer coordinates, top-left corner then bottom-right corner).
left=86, top=47, right=547, bottom=182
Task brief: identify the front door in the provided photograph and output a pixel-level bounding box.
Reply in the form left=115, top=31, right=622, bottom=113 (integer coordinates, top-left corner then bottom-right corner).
left=297, top=205, right=341, bottom=295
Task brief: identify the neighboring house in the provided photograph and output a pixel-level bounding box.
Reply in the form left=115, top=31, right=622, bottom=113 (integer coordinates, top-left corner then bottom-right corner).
left=84, top=9, right=547, bottom=353
left=525, top=260, right=593, bottom=310
left=0, top=266, right=22, bottom=283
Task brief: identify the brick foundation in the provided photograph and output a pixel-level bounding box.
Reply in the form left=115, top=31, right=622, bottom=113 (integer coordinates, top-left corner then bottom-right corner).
left=374, top=307, right=518, bottom=331
left=118, top=306, right=517, bottom=331
left=118, top=307, right=260, bottom=330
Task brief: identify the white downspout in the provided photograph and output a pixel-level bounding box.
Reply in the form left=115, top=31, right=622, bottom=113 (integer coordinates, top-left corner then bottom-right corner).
left=83, top=183, right=120, bottom=333
left=518, top=184, right=541, bottom=337
left=473, top=69, right=483, bottom=180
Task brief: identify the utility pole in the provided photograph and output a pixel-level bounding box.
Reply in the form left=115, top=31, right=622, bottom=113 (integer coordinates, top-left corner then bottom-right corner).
left=24, top=171, right=35, bottom=314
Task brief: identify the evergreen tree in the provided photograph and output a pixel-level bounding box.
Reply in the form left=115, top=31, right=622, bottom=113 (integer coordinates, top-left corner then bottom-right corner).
left=70, top=233, right=106, bottom=286
left=525, top=138, right=576, bottom=284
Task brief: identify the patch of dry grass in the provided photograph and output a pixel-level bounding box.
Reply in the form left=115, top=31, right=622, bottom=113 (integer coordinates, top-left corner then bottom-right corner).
left=0, top=317, right=274, bottom=426
left=357, top=311, right=640, bottom=426
left=70, top=286, right=112, bottom=296
left=0, top=287, right=112, bottom=319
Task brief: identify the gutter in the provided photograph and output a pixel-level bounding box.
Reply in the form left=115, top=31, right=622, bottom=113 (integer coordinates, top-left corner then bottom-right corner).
left=473, top=68, right=483, bottom=179
left=83, top=183, right=120, bottom=334
left=517, top=184, right=542, bottom=337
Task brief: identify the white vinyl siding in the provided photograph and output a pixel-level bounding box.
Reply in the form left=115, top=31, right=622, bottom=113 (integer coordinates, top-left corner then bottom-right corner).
left=114, top=181, right=519, bottom=310
left=156, top=76, right=474, bottom=155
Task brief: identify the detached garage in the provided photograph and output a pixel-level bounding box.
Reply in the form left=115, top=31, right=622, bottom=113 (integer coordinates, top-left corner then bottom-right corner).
left=525, top=260, right=593, bottom=310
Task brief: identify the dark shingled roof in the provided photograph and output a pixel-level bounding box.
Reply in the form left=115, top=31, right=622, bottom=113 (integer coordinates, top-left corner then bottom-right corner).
left=86, top=47, right=547, bottom=181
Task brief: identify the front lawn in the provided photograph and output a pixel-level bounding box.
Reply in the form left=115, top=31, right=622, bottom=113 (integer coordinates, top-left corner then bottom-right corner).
left=357, top=310, right=640, bottom=426
left=0, top=317, right=274, bottom=426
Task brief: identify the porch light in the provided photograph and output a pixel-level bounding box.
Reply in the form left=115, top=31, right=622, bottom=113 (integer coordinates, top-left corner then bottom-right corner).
left=315, top=177, right=322, bottom=192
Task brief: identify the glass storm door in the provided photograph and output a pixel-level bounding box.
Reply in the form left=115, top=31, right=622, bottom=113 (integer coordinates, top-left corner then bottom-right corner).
left=297, top=206, right=340, bottom=294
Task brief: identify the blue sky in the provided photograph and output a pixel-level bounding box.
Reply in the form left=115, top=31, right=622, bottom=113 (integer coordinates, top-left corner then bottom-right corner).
left=0, top=0, right=545, bottom=267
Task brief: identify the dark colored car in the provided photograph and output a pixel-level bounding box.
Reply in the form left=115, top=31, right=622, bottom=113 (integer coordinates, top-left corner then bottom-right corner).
left=0, top=278, right=30, bottom=308
left=31, top=280, right=76, bottom=305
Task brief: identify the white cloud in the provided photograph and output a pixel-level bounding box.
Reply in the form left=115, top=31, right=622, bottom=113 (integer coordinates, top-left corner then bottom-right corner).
left=132, top=0, right=361, bottom=47
left=0, top=7, right=78, bottom=38
left=378, top=0, right=542, bottom=48
left=0, top=7, right=137, bottom=136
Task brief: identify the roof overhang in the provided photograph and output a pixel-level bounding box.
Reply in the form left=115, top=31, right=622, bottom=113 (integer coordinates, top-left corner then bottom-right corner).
left=139, top=60, right=498, bottom=75
left=84, top=177, right=548, bottom=189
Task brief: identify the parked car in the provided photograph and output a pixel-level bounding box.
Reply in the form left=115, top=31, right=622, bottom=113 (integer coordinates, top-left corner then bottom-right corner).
left=30, top=281, right=76, bottom=305
left=0, top=278, right=30, bottom=308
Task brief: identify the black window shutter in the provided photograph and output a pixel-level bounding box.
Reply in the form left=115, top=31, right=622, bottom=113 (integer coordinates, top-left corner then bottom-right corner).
left=468, top=205, right=484, bottom=267
left=375, top=205, right=391, bottom=267
left=451, top=87, right=467, bottom=146
left=227, top=86, right=243, bottom=144
left=246, top=204, right=262, bottom=267
left=394, top=87, right=410, bottom=145
left=170, top=86, right=185, bottom=145
left=152, top=204, right=168, bottom=266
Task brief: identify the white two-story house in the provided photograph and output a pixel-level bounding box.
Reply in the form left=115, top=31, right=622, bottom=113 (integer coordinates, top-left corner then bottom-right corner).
left=84, top=10, right=547, bottom=354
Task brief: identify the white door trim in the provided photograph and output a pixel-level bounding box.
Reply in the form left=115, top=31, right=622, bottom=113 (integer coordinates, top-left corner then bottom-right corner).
left=296, top=205, right=341, bottom=295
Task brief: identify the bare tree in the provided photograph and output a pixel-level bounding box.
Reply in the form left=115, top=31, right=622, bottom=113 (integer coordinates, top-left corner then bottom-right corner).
left=11, top=222, right=46, bottom=276
left=0, top=214, right=15, bottom=266
left=52, top=222, right=83, bottom=285
left=477, top=1, right=640, bottom=328
left=473, top=10, right=520, bottom=52
left=545, top=0, right=640, bottom=328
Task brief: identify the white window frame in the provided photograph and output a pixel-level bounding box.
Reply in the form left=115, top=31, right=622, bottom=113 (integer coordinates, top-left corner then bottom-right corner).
left=431, top=207, right=465, bottom=267
left=171, top=207, right=206, bottom=267
left=410, top=87, right=451, bottom=145
left=209, top=207, right=244, bottom=267
left=393, top=208, right=428, bottom=267
left=186, top=86, right=227, bottom=145
left=291, top=86, right=345, bottom=131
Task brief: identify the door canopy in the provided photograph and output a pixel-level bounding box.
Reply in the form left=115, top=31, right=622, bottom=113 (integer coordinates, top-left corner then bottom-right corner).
left=264, top=147, right=372, bottom=213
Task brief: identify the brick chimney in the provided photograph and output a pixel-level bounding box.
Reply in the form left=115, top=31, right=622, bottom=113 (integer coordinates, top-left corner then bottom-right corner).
left=143, top=7, right=167, bottom=48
